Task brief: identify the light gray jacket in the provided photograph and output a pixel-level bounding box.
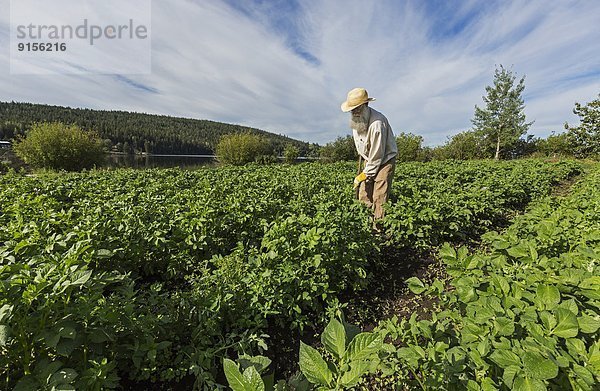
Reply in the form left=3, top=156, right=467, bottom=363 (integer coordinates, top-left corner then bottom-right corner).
left=352, top=107, right=398, bottom=177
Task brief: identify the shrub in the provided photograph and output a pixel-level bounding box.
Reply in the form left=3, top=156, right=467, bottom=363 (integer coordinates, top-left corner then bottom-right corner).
left=13, top=122, right=105, bottom=171
left=216, top=133, right=275, bottom=165
left=319, top=136, right=357, bottom=162
left=283, top=145, right=300, bottom=164
left=438, top=131, right=485, bottom=160
left=396, top=132, right=426, bottom=162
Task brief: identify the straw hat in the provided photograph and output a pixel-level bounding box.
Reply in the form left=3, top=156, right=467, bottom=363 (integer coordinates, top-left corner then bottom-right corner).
left=340, top=87, right=375, bottom=112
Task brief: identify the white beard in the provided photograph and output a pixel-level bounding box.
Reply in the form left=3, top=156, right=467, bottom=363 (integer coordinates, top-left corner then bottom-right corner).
left=349, top=106, right=370, bottom=135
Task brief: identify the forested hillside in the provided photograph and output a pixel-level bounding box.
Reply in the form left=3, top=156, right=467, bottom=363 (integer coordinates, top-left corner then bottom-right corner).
left=0, top=102, right=313, bottom=155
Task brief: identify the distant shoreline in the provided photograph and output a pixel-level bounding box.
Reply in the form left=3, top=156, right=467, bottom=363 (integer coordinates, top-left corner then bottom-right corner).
left=108, top=152, right=216, bottom=158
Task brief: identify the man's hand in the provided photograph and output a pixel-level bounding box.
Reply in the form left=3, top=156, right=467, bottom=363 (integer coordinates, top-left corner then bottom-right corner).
left=353, top=172, right=367, bottom=189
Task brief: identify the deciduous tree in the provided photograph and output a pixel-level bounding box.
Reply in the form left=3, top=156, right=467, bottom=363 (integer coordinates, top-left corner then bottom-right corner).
left=565, top=94, right=600, bottom=158
left=472, top=65, right=533, bottom=159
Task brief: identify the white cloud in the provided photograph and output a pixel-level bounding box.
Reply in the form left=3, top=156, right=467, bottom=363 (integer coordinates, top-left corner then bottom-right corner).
left=0, top=0, right=598, bottom=145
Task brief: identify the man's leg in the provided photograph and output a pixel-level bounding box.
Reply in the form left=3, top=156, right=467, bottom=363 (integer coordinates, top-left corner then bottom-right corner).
left=358, top=179, right=374, bottom=208
left=372, top=159, right=396, bottom=220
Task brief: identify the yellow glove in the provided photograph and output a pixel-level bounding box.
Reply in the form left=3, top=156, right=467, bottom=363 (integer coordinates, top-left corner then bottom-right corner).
left=353, top=172, right=367, bottom=189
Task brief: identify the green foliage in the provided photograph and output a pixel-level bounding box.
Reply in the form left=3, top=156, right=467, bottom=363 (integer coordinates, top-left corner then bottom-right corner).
left=0, top=163, right=373, bottom=389
left=0, top=151, right=9, bottom=173
left=381, top=159, right=581, bottom=249
left=565, top=94, right=600, bottom=159
left=223, top=355, right=274, bottom=391
left=0, top=159, right=587, bottom=389
left=13, top=122, right=105, bottom=171
left=216, top=133, right=275, bottom=165
left=319, top=136, right=357, bottom=162
left=223, top=318, right=384, bottom=391
left=395, top=132, right=427, bottom=162
left=298, top=318, right=383, bottom=390
left=472, top=65, right=533, bottom=159
left=283, top=144, right=300, bottom=164
left=535, top=132, right=574, bottom=158
left=0, top=101, right=311, bottom=156
left=438, top=130, right=485, bottom=160
left=376, top=166, right=600, bottom=389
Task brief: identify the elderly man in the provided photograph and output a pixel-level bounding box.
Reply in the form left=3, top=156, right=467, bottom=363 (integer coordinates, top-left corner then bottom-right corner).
left=341, top=87, right=397, bottom=220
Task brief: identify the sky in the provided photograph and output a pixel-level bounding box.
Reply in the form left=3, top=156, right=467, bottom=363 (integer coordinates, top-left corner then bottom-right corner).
left=1, top=0, right=599, bottom=146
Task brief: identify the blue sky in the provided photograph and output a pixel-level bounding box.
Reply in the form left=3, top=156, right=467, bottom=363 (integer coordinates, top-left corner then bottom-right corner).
left=1, top=0, right=599, bottom=145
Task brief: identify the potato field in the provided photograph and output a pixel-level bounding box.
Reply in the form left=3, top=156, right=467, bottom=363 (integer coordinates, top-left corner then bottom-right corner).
left=1, top=159, right=598, bottom=390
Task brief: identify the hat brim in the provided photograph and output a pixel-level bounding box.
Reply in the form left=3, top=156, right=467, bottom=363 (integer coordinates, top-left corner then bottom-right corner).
left=341, top=97, right=375, bottom=112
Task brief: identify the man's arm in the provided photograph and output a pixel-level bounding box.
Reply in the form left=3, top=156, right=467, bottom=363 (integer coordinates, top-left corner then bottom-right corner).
left=363, top=121, right=384, bottom=177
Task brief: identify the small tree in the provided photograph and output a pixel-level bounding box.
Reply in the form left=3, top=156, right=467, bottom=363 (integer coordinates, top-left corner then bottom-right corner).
left=472, top=65, right=533, bottom=159
left=565, top=94, right=600, bottom=159
left=395, top=132, right=426, bottom=162
left=283, top=144, right=300, bottom=164
left=13, top=122, right=105, bottom=171
left=216, top=132, right=274, bottom=165
left=319, top=136, right=357, bottom=162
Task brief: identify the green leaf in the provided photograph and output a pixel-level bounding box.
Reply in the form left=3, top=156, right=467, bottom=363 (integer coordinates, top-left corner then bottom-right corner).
left=71, top=270, right=92, bottom=286
left=0, top=304, right=13, bottom=322
left=343, top=321, right=361, bottom=345
left=223, top=358, right=248, bottom=391
left=489, top=349, right=521, bottom=368
left=512, top=376, right=546, bottom=391
left=539, top=311, right=556, bottom=331
left=522, top=351, right=558, bottom=380
left=572, top=363, right=595, bottom=386
left=502, top=365, right=521, bottom=388
left=578, top=313, right=600, bottom=334
left=14, top=376, right=39, bottom=391
left=321, top=318, right=346, bottom=359
left=49, top=368, right=78, bottom=385
left=507, top=244, right=529, bottom=259
left=588, top=341, right=600, bottom=374
left=557, top=299, right=579, bottom=315
left=536, top=284, right=560, bottom=310
left=481, top=377, right=498, bottom=391
left=339, top=360, right=370, bottom=387
left=565, top=338, right=587, bottom=359
left=493, top=317, right=515, bottom=336
left=96, top=249, right=113, bottom=258
left=580, top=276, right=600, bottom=290
left=243, top=366, right=265, bottom=391
left=552, top=308, right=579, bottom=338
left=466, top=379, right=480, bottom=390
left=455, top=277, right=477, bottom=303
left=397, top=347, right=423, bottom=368
left=492, top=238, right=511, bottom=250
left=58, top=326, right=76, bottom=339
left=491, top=274, right=510, bottom=294
left=406, top=277, right=427, bottom=294
left=343, top=332, right=383, bottom=362
left=299, top=341, right=332, bottom=386
left=0, top=325, right=10, bottom=346
left=238, top=355, right=272, bottom=373
left=439, top=243, right=457, bottom=261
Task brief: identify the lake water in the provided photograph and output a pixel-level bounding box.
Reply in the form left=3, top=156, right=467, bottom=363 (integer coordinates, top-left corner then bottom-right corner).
left=105, top=154, right=217, bottom=169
